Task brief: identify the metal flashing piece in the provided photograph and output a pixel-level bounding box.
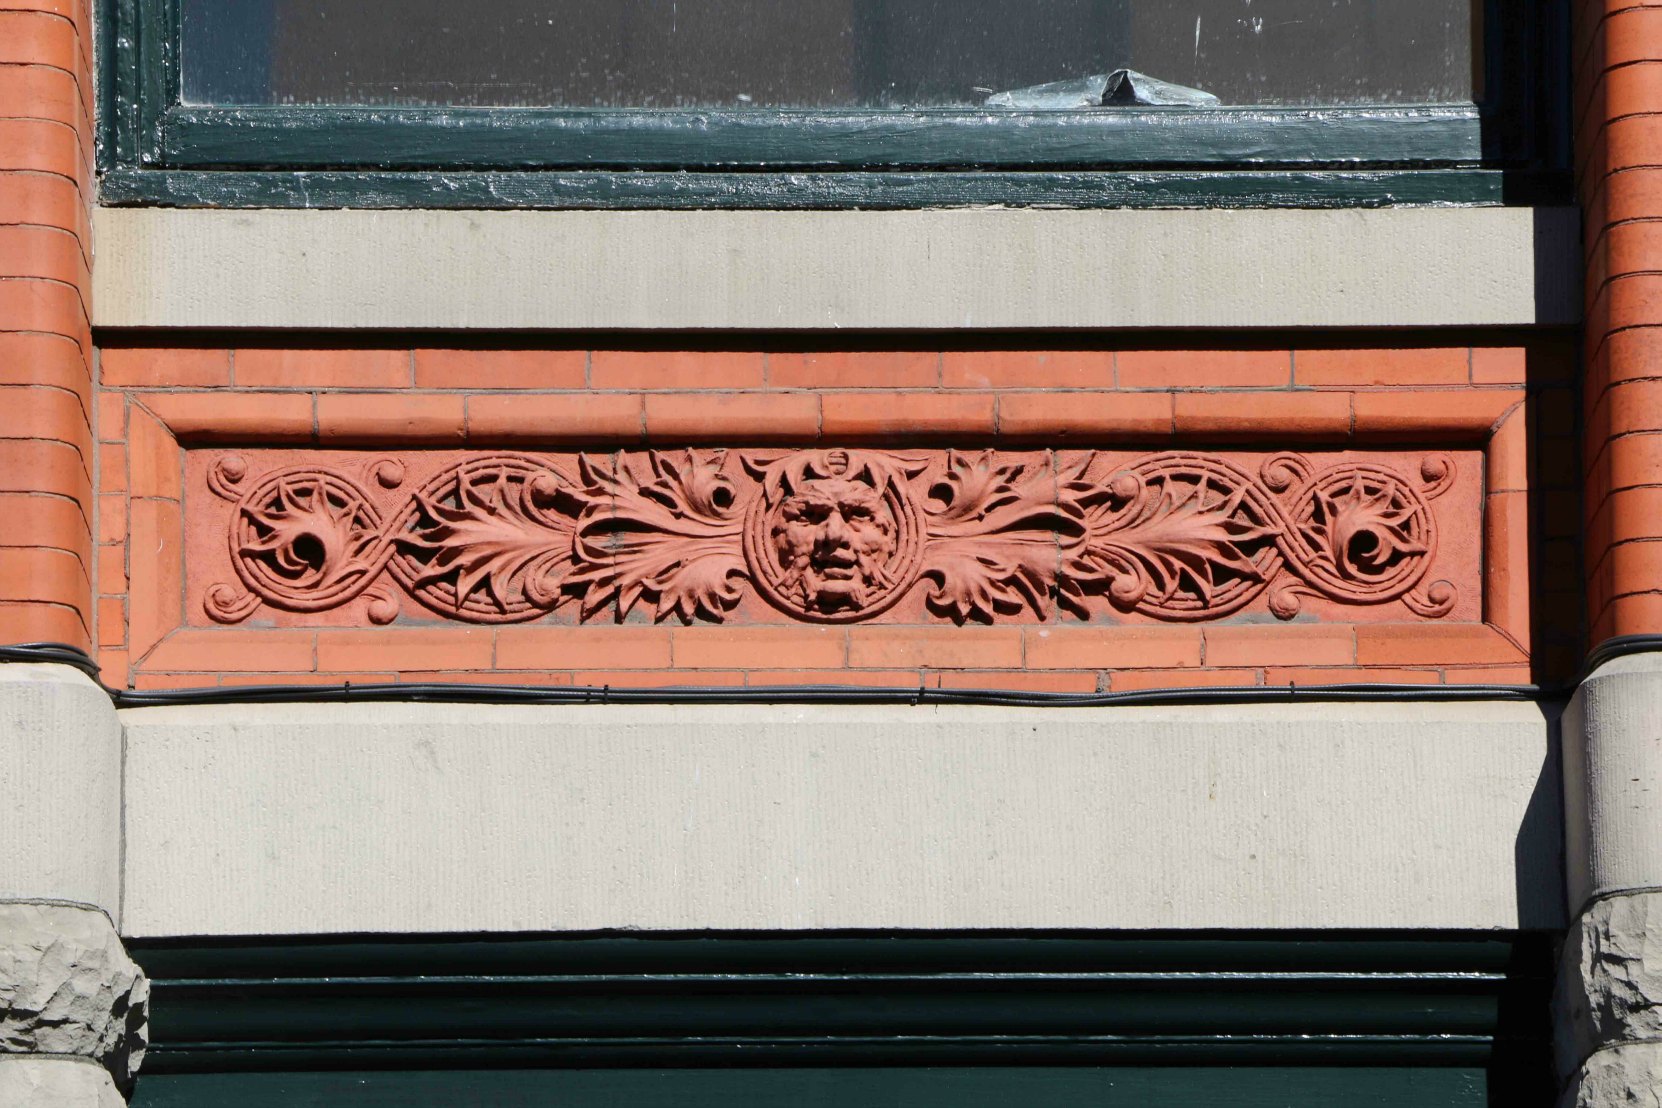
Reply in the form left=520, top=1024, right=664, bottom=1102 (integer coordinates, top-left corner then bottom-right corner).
left=986, top=68, right=1220, bottom=109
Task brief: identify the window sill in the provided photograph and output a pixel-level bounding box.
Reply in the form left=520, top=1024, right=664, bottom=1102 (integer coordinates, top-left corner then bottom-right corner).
left=91, top=205, right=1581, bottom=332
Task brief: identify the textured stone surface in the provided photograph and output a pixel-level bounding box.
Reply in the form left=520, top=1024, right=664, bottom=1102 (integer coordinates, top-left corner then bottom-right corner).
left=1558, top=892, right=1662, bottom=1076
left=0, top=1058, right=125, bottom=1107
left=0, top=904, right=148, bottom=1083
left=0, top=665, right=123, bottom=916
left=120, top=699, right=1560, bottom=936
left=93, top=207, right=1580, bottom=330
left=1564, top=655, right=1662, bottom=915
left=1560, top=1043, right=1662, bottom=1108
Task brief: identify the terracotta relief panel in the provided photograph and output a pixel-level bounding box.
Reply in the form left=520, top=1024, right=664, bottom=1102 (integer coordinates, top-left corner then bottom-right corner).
left=185, top=448, right=1483, bottom=629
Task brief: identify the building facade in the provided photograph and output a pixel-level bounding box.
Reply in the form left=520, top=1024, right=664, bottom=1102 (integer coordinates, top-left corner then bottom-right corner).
left=1, top=1, right=1654, bottom=1104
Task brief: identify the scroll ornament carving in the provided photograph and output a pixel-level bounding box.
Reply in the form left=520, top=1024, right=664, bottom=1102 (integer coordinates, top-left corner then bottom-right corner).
left=205, top=449, right=1457, bottom=626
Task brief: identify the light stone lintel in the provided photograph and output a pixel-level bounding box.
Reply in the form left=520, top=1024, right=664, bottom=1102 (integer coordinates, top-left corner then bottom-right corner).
left=118, top=698, right=1561, bottom=937
left=93, top=206, right=1580, bottom=331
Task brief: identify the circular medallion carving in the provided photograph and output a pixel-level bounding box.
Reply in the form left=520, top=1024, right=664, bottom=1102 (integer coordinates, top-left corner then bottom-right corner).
left=1097, top=454, right=1285, bottom=621
left=229, top=467, right=385, bottom=611
left=743, top=450, right=925, bottom=623
left=1284, top=462, right=1436, bottom=603
left=389, top=455, right=578, bottom=623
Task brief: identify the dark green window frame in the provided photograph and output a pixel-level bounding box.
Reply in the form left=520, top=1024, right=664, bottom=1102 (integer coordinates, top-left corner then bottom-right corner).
left=98, top=0, right=1571, bottom=210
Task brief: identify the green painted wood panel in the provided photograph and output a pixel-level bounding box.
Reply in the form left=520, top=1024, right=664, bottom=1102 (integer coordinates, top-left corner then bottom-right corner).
left=132, top=1066, right=1486, bottom=1108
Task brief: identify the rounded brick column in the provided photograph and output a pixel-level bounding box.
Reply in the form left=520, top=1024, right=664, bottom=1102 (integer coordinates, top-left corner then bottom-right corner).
left=0, top=7, right=144, bottom=1105
left=1564, top=3, right=1662, bottom=1104
left=0, top=0, right=95, bottom=651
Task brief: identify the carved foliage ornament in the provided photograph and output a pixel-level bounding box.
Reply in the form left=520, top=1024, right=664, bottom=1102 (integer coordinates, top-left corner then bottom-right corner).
left=205, top=449, right=1457, bottom=626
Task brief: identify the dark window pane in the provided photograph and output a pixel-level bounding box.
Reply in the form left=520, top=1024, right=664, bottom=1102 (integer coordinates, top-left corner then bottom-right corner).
left=180, top=0, right=1476, bottom=110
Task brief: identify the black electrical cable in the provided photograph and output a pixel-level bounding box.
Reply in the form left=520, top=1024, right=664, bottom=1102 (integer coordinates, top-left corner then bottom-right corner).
left=11, top=636, right=1662, bottom=711
left=0, top=642, right=104, bottom=682
left=0, top=638, right=1563, bottom=709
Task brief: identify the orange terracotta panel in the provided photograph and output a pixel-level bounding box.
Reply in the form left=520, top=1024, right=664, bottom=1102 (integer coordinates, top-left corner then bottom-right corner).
left=143, top=630, right=317, bottom=673
left=771, top=351, right=938, bottom=389
left=126, top=403, right=180, bottom=500
left=138, top=393, right=315, bottom=443
left=848, top=627, right=1023, bottom=669
left=235, top=348, right=410, bottom=389
left=1352, top=391, right=1518, bottom=438
left=100, top=346, right=230, bottom=389
left=590, top=350, right=765, bottom=390
left=127, top=497, right=181, bottom=660
left=942, top=350, right=1113, bottom=389
left=1109, top=668, right=1260, bottom=691
left=1203, top=624, right=1356, bottom=668
left=996, top=392, right=1173, bottom=440
left=0, top=599, right=86, bottom=649
left=315, top=628, right=493, bottom=672
left=179, top=447, right=1484, bottom=635
left=1025, top=626, right=1202, bottom=670
left=1174, top=392, right=1351, bottom=438
left=1265, top=667, right=1441, bottom=687
left=644, top=392, right=820, bottom=442
left=1294, top=347, right=1467, bottom=388
left=415, top=348, right=586, bottom=390
left=316, top=393, right=466, bottom=443
left=671, top=626, right=847, bottom=669
left=933, top=670, right=1100, bottom=692
left=497, top=626, right=672, bottom=670
left=821, top=392, right=996, bottom=439
left=467, top=392, right=643, bottom=443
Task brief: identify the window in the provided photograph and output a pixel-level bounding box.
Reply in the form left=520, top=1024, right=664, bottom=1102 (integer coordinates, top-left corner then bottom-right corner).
left=180, top=0, right=1477, bottom=109
left=100, top=0, right=1568, bottom=208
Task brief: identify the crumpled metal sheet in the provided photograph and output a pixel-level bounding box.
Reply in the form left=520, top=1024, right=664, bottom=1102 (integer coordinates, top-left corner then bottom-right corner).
left=986, top=68, right=1219, bottom=109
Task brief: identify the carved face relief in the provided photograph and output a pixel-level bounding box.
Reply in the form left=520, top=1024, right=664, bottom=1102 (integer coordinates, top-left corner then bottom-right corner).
left=770, top=476, right=899, bottom=615
left=744, top=450, right=925, bottom=622
left=204, top=448, right=1464, bottom=628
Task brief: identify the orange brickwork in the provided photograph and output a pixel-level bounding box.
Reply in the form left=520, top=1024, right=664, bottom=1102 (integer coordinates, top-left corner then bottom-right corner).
left=1580, top=0, right=1662, bottom=646
left=92, top=336, right=1577, bottom=692
left=0, top=0, right=94, bottom=650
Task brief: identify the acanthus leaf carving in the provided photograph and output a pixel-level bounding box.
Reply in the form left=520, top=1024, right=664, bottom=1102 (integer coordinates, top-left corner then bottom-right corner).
left=569, top=451, right=748, bottom=623
left=204, top=448, right=1461, bottom=628
left=920, top=451, right=1086, bottom=623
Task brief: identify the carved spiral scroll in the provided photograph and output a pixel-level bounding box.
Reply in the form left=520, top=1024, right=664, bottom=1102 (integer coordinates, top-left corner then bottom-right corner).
left=205, top=449, right=1461, bottom=627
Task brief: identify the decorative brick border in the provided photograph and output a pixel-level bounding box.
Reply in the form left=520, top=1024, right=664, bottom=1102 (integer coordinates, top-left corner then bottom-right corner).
left=93, top=338, right=1575, bottom=690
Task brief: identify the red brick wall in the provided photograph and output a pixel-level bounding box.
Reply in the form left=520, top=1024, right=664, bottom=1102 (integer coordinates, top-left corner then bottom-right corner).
left=93, top=334, right=1576, bottom=691
left=0, top=0, right=94, bottom=650
left=1579, top=0, right=1662, bottom=646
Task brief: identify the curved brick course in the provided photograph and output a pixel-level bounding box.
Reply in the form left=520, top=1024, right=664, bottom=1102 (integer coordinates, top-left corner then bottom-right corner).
left=0, top=0, right=92, bottom=650
left=1581, top=0, right=1662, bottom=645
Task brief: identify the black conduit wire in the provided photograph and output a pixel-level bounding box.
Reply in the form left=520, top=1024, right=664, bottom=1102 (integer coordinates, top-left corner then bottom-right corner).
left=8, top=636, right=1662, bottom=711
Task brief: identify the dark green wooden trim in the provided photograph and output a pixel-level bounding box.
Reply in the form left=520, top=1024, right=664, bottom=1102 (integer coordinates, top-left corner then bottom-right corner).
left=97, top=168, right=1570, bottom=211
left=158, top=105, right=1486, bottom=171
left=131, top=1065, right=1491, bottom=1108
left=127, top=931, right=1553, bottom=1104
left=97, top=0, right=1570, bottom=208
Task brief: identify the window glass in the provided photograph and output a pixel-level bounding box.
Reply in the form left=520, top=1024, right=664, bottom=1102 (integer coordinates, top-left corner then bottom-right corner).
left=180, top=0, right=1478, bottom=110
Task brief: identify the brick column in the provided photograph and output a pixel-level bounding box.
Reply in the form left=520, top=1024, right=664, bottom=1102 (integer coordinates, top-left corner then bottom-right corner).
left=1561, top=3, right=1662, bottom=1104
left=0, top=5, right=146, bottom=1105
left=0, top=0, right=95, bottom=651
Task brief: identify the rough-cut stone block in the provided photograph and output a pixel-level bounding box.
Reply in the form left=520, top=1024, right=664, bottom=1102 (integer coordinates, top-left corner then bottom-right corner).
left=1559, top=891, right=1662, bottom=1075
left=1560, top=1043, right=1662, bottom=1108
left=0, top=903, right=147, bottom=1083
left=0, top=1058, right=125, bottom=1107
